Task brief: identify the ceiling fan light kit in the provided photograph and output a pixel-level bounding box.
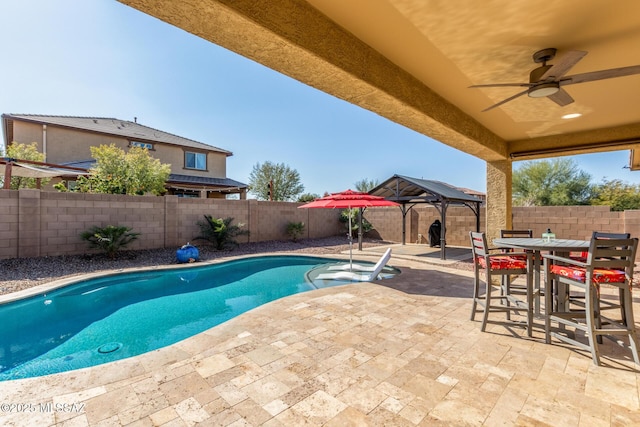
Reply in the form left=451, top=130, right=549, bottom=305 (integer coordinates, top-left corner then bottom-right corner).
left=470, top=47, right=640, bottom=111
left=528, top=82, right=559, bottom=98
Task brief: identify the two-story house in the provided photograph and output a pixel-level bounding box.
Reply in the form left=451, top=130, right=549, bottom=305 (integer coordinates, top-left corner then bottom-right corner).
left=1, top=114, right=247, bottom=198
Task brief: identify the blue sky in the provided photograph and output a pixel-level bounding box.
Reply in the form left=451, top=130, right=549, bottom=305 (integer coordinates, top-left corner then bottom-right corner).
left=2, top=0, right=638, bottom=196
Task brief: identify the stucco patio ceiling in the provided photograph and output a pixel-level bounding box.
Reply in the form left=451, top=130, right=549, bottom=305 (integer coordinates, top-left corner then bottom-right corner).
left=118, top=0, right=640, bottom=166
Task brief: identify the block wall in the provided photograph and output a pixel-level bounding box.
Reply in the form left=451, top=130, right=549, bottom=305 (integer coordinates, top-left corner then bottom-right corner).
left=3, top=190, right=640, bottom=260
left=364, top=207, right=414, bottom=243
left=0, top=191, right=344, bottom=259
left=365, top=205, right=480, bottom=247
left=511, top=205, right=625, bottom=240
left=0, top=191, right=19, bottom=259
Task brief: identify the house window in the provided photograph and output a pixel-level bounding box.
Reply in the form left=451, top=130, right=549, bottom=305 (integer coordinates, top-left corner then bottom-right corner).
left=185, top=151, right=206, bottom=170
left=130, top=141, right=154, bottom=150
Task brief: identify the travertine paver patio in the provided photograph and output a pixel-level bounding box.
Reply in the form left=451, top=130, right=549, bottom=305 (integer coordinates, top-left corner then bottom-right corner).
left=1, top=254, right=640, bottom=426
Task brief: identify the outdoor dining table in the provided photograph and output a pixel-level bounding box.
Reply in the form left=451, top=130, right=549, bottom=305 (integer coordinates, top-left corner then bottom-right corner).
left=493, top=237, right=590, bottom=314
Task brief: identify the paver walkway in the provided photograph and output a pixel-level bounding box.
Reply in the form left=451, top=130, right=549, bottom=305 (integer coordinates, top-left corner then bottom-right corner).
left=1, top=254, right=639, bottom=426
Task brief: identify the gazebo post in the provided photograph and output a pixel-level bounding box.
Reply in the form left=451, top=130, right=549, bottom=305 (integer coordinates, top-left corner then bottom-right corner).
left=440, top=200, right=448, bottom=260
left=401, top=204, right=408, bottom=245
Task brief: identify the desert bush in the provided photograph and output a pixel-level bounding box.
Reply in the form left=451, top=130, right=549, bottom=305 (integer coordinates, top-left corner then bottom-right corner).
left=286, top=222, right=305, bottom=242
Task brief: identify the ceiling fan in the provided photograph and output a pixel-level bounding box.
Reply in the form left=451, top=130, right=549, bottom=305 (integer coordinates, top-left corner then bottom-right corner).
left=470, top=48, right=640, bottom=112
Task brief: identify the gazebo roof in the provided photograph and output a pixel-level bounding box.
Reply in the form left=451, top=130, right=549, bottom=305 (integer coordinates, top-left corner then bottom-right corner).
left=369, top=174, right=483, bottom=205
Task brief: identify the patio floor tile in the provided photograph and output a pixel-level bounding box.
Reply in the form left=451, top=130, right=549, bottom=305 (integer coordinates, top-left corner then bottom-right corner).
left=1, top=253, right=640, bottom=426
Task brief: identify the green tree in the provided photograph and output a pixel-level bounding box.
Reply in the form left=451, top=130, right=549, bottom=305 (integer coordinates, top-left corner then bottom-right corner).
left=297, top=192, right=320, bottom=202
left=513, top=159, right=593, bottom=206
left=248, top=161, right=304, bottom=201
left=591, top=179, right=640, bottom=211
left=354, top=178, right=379, bottom=193
left=1, top=142, right=49, bottom=189
left=70, top=144, right=170, bottom=195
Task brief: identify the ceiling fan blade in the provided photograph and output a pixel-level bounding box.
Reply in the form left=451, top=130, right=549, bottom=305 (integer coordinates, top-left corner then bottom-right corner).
left=560, top=64, right=640, bottom=85
left=541, top=50, right=587, bottom=80
left=469, top=83, right=531, bottom=88
left=481, top=88, right=529, bottom=112
left=547, top=88, right=574, bottom=106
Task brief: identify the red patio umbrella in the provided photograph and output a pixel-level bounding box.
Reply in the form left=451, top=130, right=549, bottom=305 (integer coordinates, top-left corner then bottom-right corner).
left=298, top=189, right=400, bottom=270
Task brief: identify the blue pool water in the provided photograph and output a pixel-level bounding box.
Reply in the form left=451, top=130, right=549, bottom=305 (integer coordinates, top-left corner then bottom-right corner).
left=0, top=255, right=350, bottom=381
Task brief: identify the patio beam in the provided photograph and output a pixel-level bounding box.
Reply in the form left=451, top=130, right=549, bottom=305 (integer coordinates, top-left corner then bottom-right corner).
left=117, top=0, right=508, bottom=162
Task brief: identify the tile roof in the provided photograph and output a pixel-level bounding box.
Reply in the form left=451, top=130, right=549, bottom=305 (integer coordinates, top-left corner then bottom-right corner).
left=3, top=114, right=232, bottom=155
left=167, top=174, right=247, bottom=188
left=61, top=160, right=247, bottom=189
left=371, top=174, right=484, bottom=203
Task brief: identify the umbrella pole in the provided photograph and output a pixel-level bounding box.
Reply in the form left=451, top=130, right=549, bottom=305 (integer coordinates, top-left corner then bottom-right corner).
left=348, top=207, right=353, bottom=271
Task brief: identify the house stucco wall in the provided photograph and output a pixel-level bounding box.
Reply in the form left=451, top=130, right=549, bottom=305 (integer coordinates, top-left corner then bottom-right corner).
left=8, top=120, right=228, bottom=178
left=11, top=121, right=125, bottom=163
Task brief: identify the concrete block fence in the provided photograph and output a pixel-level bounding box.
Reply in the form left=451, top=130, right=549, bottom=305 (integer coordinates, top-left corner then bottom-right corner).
left=2, top=189, right=640, bottom=259
left=0, top=190, right=343, bottom=259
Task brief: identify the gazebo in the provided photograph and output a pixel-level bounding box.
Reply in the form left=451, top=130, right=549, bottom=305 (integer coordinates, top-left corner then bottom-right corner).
left=370, top=174, right=483, bottom=260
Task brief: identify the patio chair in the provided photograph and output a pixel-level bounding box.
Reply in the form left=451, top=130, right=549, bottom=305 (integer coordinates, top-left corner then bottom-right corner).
left=499, top=229, right=533, bottom=298
left=569, top=231, right=631, bottom=326
left=469, top=231, right=534, bottom=336
left=543, top=236, right=639, bottom=366
left=499, top=229, right=533, bottom=240
left=316, top=248, right=391, bottom=282
left=570, top=231, right=631, bottom=262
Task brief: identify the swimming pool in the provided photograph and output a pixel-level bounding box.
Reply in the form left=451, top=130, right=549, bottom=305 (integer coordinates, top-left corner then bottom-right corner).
left=0, top=255, right=398, bottom=381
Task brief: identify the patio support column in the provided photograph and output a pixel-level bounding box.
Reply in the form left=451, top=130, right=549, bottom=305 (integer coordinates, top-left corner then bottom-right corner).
left=486, top=160, right=512, bottom=243
left=3, top=161, right=11, bottom=189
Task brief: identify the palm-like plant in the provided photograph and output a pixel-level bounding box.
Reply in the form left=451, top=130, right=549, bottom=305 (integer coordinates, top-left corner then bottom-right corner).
left=80, top=225, right=140, bottom=259
left=194, top=216, right=249, bottom=250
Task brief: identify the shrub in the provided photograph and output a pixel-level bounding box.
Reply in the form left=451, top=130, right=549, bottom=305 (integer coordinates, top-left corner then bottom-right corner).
left=80, top=225, right=140, bottom=259
left=286, top=222, right=305, bottom=242
left=194, top=216, right=249, bottom=250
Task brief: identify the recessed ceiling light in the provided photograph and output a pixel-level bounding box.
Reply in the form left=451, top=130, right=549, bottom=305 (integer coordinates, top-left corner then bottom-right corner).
left=561, top=113, right=582, bottom=119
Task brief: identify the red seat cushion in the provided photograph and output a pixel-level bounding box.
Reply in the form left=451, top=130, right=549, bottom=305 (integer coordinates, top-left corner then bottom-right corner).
left=550, top=264, right=626, bottom=284
left=477, top=256, right=527, bottom=270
